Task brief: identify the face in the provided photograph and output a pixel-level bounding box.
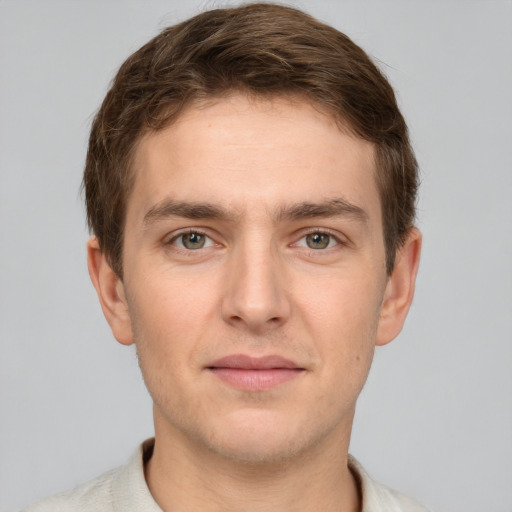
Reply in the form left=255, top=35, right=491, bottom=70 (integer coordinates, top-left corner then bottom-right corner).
left=89, top=93, right=420, bottom=465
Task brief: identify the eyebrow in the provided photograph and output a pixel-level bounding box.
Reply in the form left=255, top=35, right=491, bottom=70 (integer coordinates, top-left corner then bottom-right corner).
left=142, top=197, right=368, bottom=227
left=143, top=199, right=232, bottom=226
left=276, top=198, right=369, bottom=223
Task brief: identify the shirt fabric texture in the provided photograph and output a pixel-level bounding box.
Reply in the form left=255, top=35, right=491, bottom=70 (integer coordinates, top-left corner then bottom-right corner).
left=23, top=439, right=430, bottom=512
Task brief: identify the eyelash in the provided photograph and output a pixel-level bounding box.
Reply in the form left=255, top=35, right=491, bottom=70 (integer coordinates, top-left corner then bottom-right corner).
left=293, top=229, right=345, bottom=251
left=164, top=228, right=347, bottom=253
left=166, top=229, right=215, bottom=249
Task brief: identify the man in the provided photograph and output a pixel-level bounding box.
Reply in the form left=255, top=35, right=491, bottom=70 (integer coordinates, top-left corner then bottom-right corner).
left=25, top=3, right=425, bottom=511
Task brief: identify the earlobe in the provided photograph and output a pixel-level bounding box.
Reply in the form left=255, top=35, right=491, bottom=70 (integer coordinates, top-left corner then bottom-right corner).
left=376, top=228, right=422, bottom=346
left=87, top=237, right=134, bottom=346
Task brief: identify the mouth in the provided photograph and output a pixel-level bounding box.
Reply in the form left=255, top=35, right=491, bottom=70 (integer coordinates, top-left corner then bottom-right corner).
left=206, top=354, right=305, bottom=391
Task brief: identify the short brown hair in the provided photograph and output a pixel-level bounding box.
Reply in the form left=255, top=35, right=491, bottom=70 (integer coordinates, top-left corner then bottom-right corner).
left=83, top=2, right=418, bottom=277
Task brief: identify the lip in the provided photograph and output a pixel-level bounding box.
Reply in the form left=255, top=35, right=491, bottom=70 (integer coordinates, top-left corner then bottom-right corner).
left=207, top=354, right=305, bottom=391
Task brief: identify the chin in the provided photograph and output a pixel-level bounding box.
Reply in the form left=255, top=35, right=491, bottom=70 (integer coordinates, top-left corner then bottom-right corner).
left=199, top=410, right=324, bottom=466
left=207, top=433, right=304, bottom=466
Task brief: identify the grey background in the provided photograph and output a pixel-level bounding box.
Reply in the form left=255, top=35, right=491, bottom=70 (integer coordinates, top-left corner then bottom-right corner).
left=1, top=1, right=511, bottom=511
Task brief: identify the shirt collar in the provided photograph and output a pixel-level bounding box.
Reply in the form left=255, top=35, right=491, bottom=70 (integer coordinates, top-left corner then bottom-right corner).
left=112, top=440, right=410, bottom=512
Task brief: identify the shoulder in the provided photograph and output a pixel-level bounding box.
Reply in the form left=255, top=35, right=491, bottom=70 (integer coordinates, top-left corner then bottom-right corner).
left=22, top=467, right=119, bottom=512
left=348, top=455, right=432, bottom=512
left=370, top=480, right=431, bottom=512
left=22, top=439, right=160, bottom=512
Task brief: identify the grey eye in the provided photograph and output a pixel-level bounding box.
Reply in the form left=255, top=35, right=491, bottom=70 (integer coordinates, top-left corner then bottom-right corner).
left=305, top=233, right=331, bottom=249
left=181, top=232, right=206, bottom=249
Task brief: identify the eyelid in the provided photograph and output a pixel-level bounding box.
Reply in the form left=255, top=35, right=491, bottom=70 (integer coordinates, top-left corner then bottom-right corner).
left=165, top=228, right=216, bottom=248
left=291, top=228, right=347, bottom=248
left=163, top=226, right=348, bottom=251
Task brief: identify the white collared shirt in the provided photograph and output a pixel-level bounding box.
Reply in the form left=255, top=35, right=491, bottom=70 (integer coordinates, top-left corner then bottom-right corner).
left=24, top=439, right=430, bottom=512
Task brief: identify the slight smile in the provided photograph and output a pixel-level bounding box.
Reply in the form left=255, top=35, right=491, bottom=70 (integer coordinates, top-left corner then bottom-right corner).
left=207, top=354, right=306, bottom=391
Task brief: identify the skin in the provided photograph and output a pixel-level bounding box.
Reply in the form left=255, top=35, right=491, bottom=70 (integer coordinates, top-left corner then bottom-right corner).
left=88, top=93, right=421, bottom=512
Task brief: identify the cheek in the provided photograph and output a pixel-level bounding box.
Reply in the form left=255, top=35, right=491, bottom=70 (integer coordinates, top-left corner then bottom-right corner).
left=124, top=274, right=210, bottom=379
left=299, top=270, right=383, bottom=333
left=297, top=272, right=383, bottom=376
left=127, top=289, right=197, bottom=418
left=128, top=266, right=216, bottom=335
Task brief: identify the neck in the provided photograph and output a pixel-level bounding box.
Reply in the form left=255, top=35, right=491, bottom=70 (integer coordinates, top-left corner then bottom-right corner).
left=145, top=416, right=360, bottom=512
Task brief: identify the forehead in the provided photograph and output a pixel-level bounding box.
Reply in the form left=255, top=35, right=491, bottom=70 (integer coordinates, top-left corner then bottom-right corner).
left=128, top=93, right=379, bottom=224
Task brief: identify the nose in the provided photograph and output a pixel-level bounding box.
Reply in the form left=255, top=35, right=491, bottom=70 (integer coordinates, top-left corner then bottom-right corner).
left=221, top=240, right=291, bottom=334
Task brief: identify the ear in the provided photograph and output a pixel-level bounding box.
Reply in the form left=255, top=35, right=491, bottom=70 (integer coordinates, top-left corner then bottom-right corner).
left=376, top=228, right=422, bottom=346
left=87, top=237, right=134, bottom=346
